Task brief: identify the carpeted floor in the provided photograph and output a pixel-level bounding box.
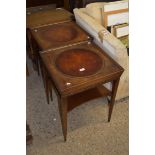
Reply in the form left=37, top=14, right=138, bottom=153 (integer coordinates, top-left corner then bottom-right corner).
left=26, top=60, right=129, bottom=155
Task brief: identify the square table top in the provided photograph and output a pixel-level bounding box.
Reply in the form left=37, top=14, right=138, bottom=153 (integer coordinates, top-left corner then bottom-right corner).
left=27, top=8, right=73, bottom=29
left=41, top=42, right=124, bottom=97
left=31, top=21, right=92, bottom=51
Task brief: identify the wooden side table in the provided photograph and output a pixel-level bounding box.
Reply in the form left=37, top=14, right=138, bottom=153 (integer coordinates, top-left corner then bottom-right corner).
left=30, top=21, right=91, bottom=51
left=30, top=21, right=92, bottom=103
left=40, top=42, right=124, bottom=141
left=26, top=8, right=73, bottom=29
left=26, top=7, right=73, bottom=74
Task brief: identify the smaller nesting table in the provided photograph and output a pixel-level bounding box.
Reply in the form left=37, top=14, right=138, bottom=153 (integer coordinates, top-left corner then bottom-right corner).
left=31, top=21, right=91, bottom=51
left=30, top=21, right=92, bottom=96
left=26, top=8, right=73, bottom=73
left=27, top=8, right=73, bottom=29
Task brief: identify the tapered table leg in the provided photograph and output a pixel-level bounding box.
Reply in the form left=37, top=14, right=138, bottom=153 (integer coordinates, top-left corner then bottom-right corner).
left=36, top=55, right=40, bottom=76
left=108, top=78, right=120, bottom=122
left=45, top=77, right=50, bottom=104
left=39, top=59, right=46, bottom=88
left=49, top=82, right=53, bottom=102
left=58, top=97, right=68, bottom=141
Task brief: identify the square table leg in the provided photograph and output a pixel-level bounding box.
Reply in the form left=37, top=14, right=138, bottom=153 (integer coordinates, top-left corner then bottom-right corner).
left=58, top=97, right=68, bottom=141
left=45, top=77, right=50, bottom=104
left=108, top=78, right=120, bottom=122
left=39, top=58, right=46, bottom=88
left=49, top=80, right=53, bottom=102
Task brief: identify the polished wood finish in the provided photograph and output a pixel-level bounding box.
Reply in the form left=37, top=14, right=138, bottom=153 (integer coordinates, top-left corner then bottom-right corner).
left=28, top=8, right=124, bottom=141
left=26, top=7, right=73, bottom=74
left=58, top=97, right=68, bottom=141
left=108, top=78, right=120, bottom=122
left=41, top=42, right=123, bottom=97
left=27, top=8, right=73, bottom=29
left=40, top=25, right=77, bottom=42
left=55, top=48, right=103, bottom=77
left=68, top=85, right=111, bottom=111
left=40, top=42, right=124, bottom=141
left=31, top=21, right=91, bottom=51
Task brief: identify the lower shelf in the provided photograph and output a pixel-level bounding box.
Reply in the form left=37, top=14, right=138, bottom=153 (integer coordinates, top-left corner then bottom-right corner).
left=67, top=85, right=111, bottom=111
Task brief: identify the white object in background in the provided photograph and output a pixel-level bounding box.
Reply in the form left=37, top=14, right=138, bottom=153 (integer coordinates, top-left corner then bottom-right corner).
left=115, top=25, right=129, bottom=38
left=103, top=0, right=128, bottom=12
left=107, top=12, right=129, bottom=26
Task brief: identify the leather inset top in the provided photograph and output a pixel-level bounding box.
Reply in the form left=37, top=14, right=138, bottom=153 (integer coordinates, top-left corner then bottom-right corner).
left=41, top=24, right=78, bottom=42
left=55, top=48, right=103, bottom=77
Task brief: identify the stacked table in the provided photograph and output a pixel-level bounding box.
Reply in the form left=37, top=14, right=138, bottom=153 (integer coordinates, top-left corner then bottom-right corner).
left=26, top=7, right=73, bottom=73
left=27, top=8, right=124, bottom=141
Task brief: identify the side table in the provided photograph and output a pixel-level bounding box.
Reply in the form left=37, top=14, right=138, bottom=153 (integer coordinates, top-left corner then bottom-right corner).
left=26, top=7, right=73, bottom=74
left=40, top=42, right=124, bottom=141
left=30, top=21, right=92, bottom=104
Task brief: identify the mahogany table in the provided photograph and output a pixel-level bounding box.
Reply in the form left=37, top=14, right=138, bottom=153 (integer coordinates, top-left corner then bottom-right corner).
left=30, top=21, right=91, bottom=51
left=27, top=8, right=73, bottom=29
left=30, top=21, right=92, bottom=101
left=26, top=7, right=73, bottom=73
left=40, top=42, right=124, bottom=141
